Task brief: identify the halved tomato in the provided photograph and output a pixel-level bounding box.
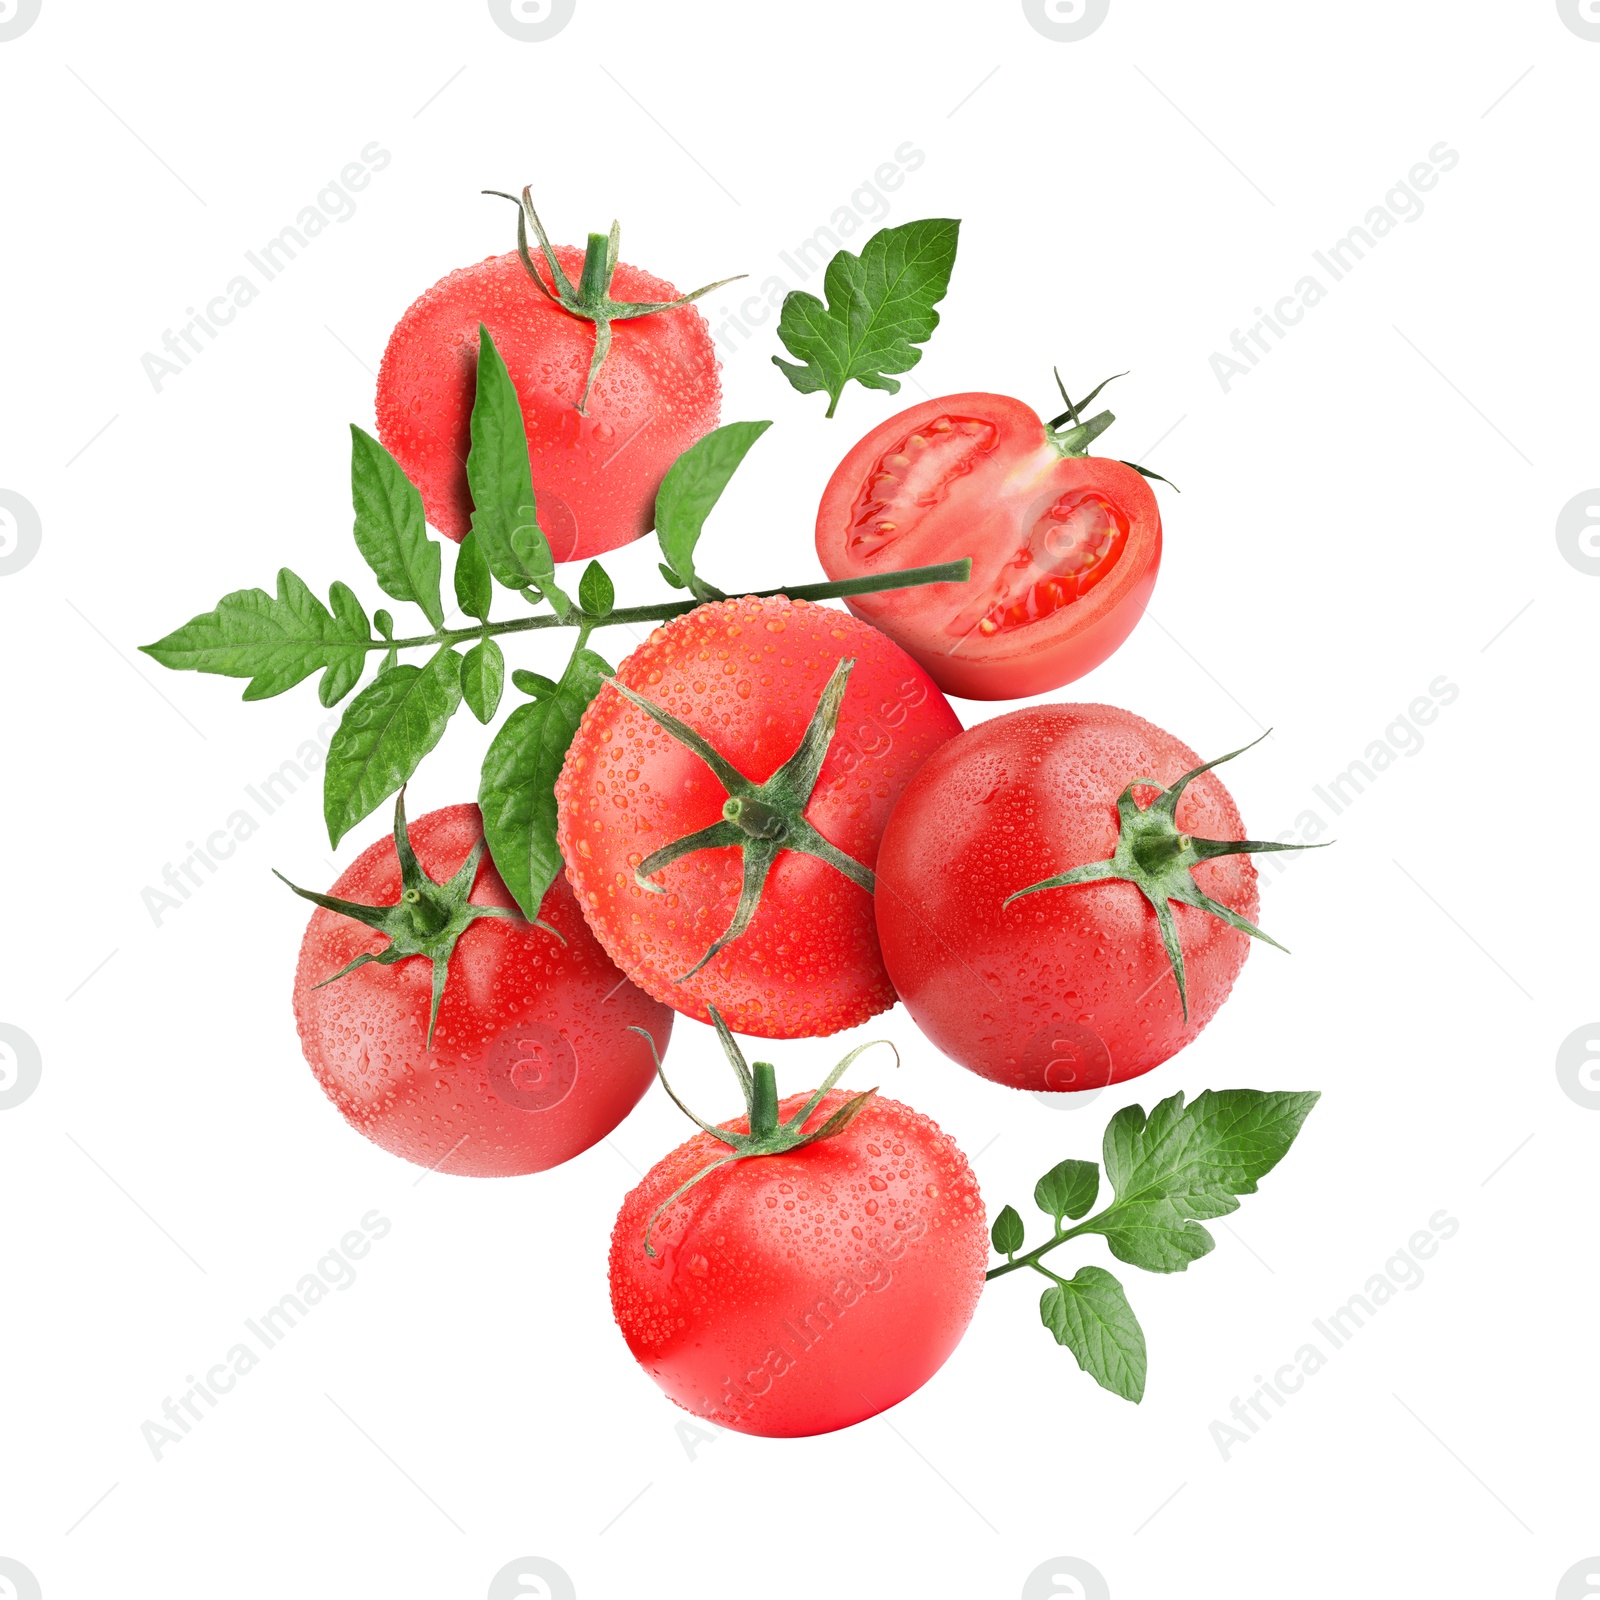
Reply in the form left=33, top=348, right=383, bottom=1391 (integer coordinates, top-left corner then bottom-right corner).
left=814, top=391, right=1163, bottom=700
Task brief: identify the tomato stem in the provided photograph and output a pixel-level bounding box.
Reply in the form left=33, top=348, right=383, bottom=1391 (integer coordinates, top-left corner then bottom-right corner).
left=379, top=559, right=972, bottom=651
left=273, top=787, right=548, bottom=1051
left=613, top=656, right=876, bottom=981
left=1003, top=732, right=1330, bottom=1020
left=630, top=1009, right=895, bottom=1256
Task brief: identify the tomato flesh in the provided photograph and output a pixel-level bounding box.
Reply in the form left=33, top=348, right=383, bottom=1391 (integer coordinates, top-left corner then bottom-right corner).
left=817, top=394, right=1161, bottom=701
left=846, top=415, right=1000, bottom=558
left=958, top=489, right=1131, bottom=639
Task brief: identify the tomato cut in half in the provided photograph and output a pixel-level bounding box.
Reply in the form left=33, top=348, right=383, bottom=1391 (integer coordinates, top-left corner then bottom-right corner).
left=815, top=392, right=1163, bottom=700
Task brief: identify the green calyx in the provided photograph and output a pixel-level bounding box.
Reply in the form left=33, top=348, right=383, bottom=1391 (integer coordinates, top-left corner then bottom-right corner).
left=1003, top=732, right=1328, bottom=1021
left=274, top=786, right=541, bottom=1049
left=631, top=1007, right=895, bottom=1256
left=606, top=656, right=875, bottom=982
left=485, top=187, right=745, bottom=416
left=1045, top=366, right=1178, bottom=491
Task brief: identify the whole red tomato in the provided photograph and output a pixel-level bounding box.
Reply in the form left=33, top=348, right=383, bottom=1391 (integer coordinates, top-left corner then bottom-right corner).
left=814, top=391, right=1163, bottom=700
left=610, top=1072, right=987, bottom=1438
left=289, top=799, right=672, bottom=1175
left=875, top=705, right=1303, bottom=1091
left=376, top=223, right=723, bottom=561
left=556, top=596, right=962, bottom=1038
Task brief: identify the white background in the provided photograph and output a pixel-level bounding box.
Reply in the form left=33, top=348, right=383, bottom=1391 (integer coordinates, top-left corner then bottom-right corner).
left=2, top=3, right=1596, bottom=1597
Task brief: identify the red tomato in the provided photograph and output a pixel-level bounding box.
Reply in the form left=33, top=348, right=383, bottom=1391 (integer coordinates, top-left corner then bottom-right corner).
left=291, top=803, right=672, bottom=1175
left=875, top=705, right=1270, bottom=1091
left=609, top=1089, right=987, bottom=1437
left=375, top=246, right=720, bottom=560
left=814, top=393, right=1162, bottom=700
left=555, top=596, right=962, bottom=1039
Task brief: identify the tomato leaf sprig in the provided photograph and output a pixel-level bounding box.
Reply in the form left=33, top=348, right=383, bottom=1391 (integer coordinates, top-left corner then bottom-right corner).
left=773, top=218, right=960, bottom=417
left=655, top=419, right=771, bottom=600
left=142, top=325, right=971, bottom=913
left=986, top=1088, right=1319, bottom=1402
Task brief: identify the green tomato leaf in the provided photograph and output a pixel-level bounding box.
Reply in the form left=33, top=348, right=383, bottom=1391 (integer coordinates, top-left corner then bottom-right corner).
left=141, top=568, right=373, bottom=701
left=1034, top=1159, right=1099, bottom=1223
left=323, top=645, right=464, bottom=847
left=511, top=519, right=572, bottom=618
left=461, top=638, right=505, bottom=724
left=991, top=1204, right=1025, bottom=1257
left=772, top=219, right=960, bottom=417
left=349, top=426, right=444, bottom=628
left=318, top=582, right=371, bottom=707
left=373, top=608, right=396, bottom=674
left=454, top=529, right=493, bottom=622
left=1085, top=1090, right=1321, bottom=1274
left=578, top=560, right=615, bottom=619
left=1039, top=1266, right=1147, bottom=1403
left=478, top=644, right=611, bottom=920
left=511, top=669, right=559, bottom=700
left=466, top=324, right=571, bottom=617
left=654, top=420, right=771, bottom=597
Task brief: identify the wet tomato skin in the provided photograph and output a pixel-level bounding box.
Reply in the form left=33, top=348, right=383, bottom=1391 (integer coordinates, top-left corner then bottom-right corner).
left=292, top=804, right=672, bottom=1176
left=815, top=393, right=1161, bottom=700
left=555, top=596, right=962, bottom=1039
left=874, top=705, right=1258, bottom=1090
left=376, top=247, right=720, bottom=561
left=609, top=1090, right=988, bottom=1437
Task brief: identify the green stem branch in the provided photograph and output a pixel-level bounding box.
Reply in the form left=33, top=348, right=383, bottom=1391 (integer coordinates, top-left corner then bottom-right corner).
left=384, top=559, right=971, bottom=652
left=985, top=1214, right=1105, bottom=1282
